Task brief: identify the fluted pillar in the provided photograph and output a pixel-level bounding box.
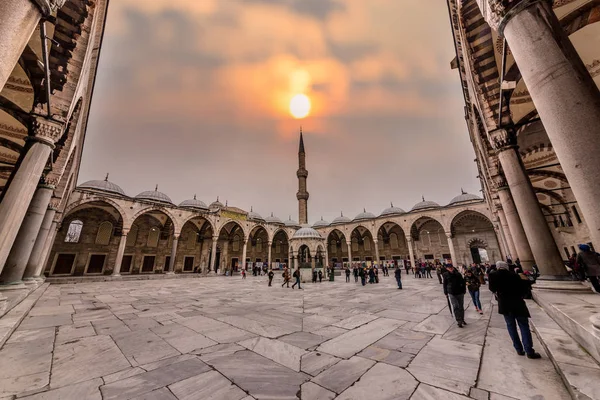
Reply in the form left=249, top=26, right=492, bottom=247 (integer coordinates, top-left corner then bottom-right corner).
left=166, top=235, right=178, bottom=274
left=289, top=248, right=294, bottom=270
left=346, top=241, right=352, bottom=266
left=267, top=240, right=272, bottom=269
left=493, top=222, right=508, bottom=261
left=0, top=118, right=63, bottom=274
left=445, top=233, right=458, bottom=267
left=406, top=237, right=416, bottom=269
left=37, top=220, right=58, bottom=279
left=23, top=203, right=56, bottom=281
left=241, top=238, right=248, bottom=271
left=112, top=231, right=129, bottom=277
left=496, top=205, right=517, bottom=259
left=210, top=236, right=218, bottom=272
left=478, top=0, right=600, bottom=249
left=374, top=240, right=380, bottom=265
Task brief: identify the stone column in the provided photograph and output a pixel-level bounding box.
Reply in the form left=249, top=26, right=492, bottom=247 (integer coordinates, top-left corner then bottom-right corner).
left=36, top=219, right=58, bottom=279
left=374, top=240, right=380, bottom=265
left=22, top=202, right=56, bottom=281
left=210, top=236, right=218, bottom=272
left=497, top=184, right=536, bottom=271
left=267, top=240, right=272, bottom=269
left=346, top=241, right=352, bottom=266
left=446, top=233, right=458, bottom=267
left=241, top=238, right=247, bottom=271
left=1, top=181, right=54, bottom=286
left=496, top=205, right=517, bottom=260
left=479, top=0, right=600, bottom=249
left=289, top=248, right=294, bottom=270
left=111, top=231, right=129, bottom=277
left=493, top=223, right=508, bottom=261
left=0, top=118, right=63, bottom=274
left=166, top=235, right=178, bottom=274
left=406, top=237, right=416, bottom=270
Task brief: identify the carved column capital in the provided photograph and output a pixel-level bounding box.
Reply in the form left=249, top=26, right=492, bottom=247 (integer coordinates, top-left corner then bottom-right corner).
left=476, top=0, right=543, bottom=34
left=489, top=128, right=518, bottom=151
left=492, top=174, right=509, bottom=190
left=30, top=117, right=64, bottom=147
left=32, top=0, right=67, bottom=16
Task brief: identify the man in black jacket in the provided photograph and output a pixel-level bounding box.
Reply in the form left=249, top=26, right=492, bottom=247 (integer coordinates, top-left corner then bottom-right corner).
left=489, top=261, right=541, bottom=359
left=443, top=265, right=467, bottom=327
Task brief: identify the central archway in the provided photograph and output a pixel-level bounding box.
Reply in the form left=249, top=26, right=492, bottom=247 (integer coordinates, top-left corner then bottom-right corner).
left=326, top=229, right=347, bottom=267
left=350, top=226, right=375, bottom=263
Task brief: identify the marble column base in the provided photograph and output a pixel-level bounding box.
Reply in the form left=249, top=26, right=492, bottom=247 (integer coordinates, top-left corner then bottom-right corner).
left=22, top=278, right=40, bottom=286
left=537, top=275, right=573, bottom=281
left=0, top=282, right=27, bottom=290
left=165, top=271, right=175, bottom=275
left=590, top=314, right=600, bottom=331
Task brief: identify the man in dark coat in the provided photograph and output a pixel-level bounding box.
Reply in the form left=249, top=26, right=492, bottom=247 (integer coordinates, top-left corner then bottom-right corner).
left=443, top=265, right=467, bottom=327
left=489, top=261, right=541, bottom=359
left=394, top=266, right=402, bottom=289
left=577, top=244, right=600, bottom=293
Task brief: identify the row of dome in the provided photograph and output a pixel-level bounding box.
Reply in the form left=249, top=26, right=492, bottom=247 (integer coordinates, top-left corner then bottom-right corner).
left=78, top=178, right=482, bottom=227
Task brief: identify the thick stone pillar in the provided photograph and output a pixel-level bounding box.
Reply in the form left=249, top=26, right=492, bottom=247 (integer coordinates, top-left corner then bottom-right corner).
left=493, top=223, right=507, bottom=261
left=166, top=235, right=178, bottom=274
left=210, top=236, right=218, bottom=272
left=374, top=240, right=380, bottom=265
left=406, top=237, right=416, bottom=269
left=497, top=184, right=536, bottom=271
left=22, top=202, right=56, bottom=281
left=241, top=239, right=247, bottom=271
left=267, top=240, right=272, bottom=269
left=111, top=232, right=128, bottom=277
left=346, top=241, right=352, bottom=266
left=0, top=118, right=63, bottom=275
left=479, top=0, right=600, bottom=249
left=446, top=233, right=458, bottom=267
left=37, top=219, right=58, bottom=279
left=496, top=205, right=517, bottom=260
left=1, top=182, right=54, bottom=286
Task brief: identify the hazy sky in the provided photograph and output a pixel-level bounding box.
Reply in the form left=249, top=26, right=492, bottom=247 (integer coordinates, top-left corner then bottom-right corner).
left=79, top=0, right=480, bottom=223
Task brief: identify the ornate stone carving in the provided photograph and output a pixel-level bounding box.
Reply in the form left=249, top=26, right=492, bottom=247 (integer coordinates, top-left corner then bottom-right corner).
left=492, top=174, right=509, bottom=190
left=31, top=117, right=64, bottom=146
left=476, top=0, right=543, bottom=34
left=489, top=128, right=517, bottom=151
left=32, top=0, right=67, bottom=16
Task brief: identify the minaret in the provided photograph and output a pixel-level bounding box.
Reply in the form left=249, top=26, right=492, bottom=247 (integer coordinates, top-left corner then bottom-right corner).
left=296, top=127, right=309, bottom=225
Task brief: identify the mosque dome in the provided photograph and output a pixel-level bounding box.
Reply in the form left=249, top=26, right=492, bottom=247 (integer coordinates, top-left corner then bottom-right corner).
left=265, top=212, right=283, bottom=225
left=292, top=226, right=322, bottom=239
left=284, top=216, right=301, bottom=228
left=411, top=197, right=440, bottom=211
left=135, top=185, right=173, bottom=204
left=78, top=174, right=125, bottom=196
left=248, top=207, right=265, bottom=222
left=331, top=212, right=351, bottom=225
left=449, top=190, right=482, bottom=205
left=380, top=203, right=406, bottom=216
left=353, top=209, right=376, bottom=221
left=179, top=195, right=208, bottom=210
left=209, top=197, right=224, bottom=210
left=312, top=217, right=330, bottom=228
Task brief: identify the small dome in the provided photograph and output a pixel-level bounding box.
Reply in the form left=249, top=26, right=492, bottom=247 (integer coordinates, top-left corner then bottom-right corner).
left=354, top=208, right=376, bottom=221
left=331, top=212, right=351, bottom=225
left=412, top=196, right=440, bottom=211
left=78, top=175, right=126, bottom=196
left=380, top=202, right=406, bottom=216
left=179, top=195, right=208, bottom=210
left=248, top=207, right=265, bottom=222
left=312, top=217, right=330, bottom=228
left=209, top=197, right=224, bottom=210
left=135, top=185, right=172, bottom=204
left=292, top=226, right=322, bottom=239
left=449, top=190, right=482, bottom=205
left=284, top=216, right=301, bottom=228
left=265, top=212, right=283, bottom=225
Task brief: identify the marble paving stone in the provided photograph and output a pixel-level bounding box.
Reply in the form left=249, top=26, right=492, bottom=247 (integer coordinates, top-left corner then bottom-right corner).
left=302, top=315, right=339, bottom=332
left=169, top=370, right=247, bottom=400
left=410, top=383, right=471, bottom=400
left=332, top=313, right=378, bottom=329
left=100, top=358, right=211, bottom=400
left=300, top=351, right=341, bottom=376
left=489, top=394, right=519, bottom=400
left=151, top=323, right=217, bottom=353
left=6, top=327, right=54, bottom=344
left=407, top=337, right=481, bottom=395
left=71, top=308, right=114, bottom=324
left=469, top=387, right=490, bottom=400
left=317, top=318, right=402, bottom=358
left=218, top=315, right=296, bottom=338
left=102, top=367, right=145, bottom=384
left=376, top=309, right=428, bottom=322
left=139, top=354, right=197, bottom=372
left=238, top=336, right=307, bottom=371
left=412, top=314, right=455, bottom=335
left=336, top=362, right=417, bottom=400
left=18, top=314, right=72, bottom=330
left=557, top=362, right=600, bottom=400
left=20, top=378, right=103, bottom=400
left=357, top=345, right=414, bottom=367
left=51, top=335, right=131, bottom=388
left=442, top=318, right=488, bottom=346
left=129, top=388, right=177, bottom=400
left=55, top=322, right=96, bottom=345
left=311, top=325, right=348, bottom=339
left=311, top=356, right=375, bottom=394
left=301, top=381, right=335, bottom=400
left=123, top=317, right=161, bottom=331
left=375, top=328, right=433, bottom=355
left=278, top=331, right=327, bottom=350
left=208, top=350, right=310, bottom=399
left=112, top=329, right=180, bottom=366
left=92, top=317, right=131, bottom=336
left=28, top=305, right=74, bottom=317
left=194, top=343, right=246, bottom=363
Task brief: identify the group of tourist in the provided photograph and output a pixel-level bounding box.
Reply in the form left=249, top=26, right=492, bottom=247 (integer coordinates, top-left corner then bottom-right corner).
left=569, top=244, right=600, bottom=292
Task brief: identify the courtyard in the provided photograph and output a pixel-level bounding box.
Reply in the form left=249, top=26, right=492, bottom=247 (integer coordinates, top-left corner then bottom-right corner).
left=0, top=274, right=570, bottom=400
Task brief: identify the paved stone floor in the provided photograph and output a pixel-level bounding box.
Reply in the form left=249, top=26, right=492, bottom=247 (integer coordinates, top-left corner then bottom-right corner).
left=0, top=273, right=571, bottom=400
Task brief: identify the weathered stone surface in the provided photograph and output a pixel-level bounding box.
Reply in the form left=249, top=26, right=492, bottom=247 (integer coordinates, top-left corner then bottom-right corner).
left=300, top=351, right=341, bottom=376
left=20, top=378, right=103, bottom=400
left=238, top=336, right=307, bottom=371
left=301, top=381, right=335, bottom=400
left=151, top=323, right=217, bottom=353
left=411, top=384, right=472, bottom=400
left=279, top=331, right=327, bottom=349
left=336, top=363, right=417, bottom=399
left=312, top=356, right=375, bottom=394
left=111, top=329, right=179, bottom=366
left=169, top=370, right=247, bottom=400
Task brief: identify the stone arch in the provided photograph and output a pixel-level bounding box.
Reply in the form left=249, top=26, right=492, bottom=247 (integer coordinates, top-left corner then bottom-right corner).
left=467, top=237, right=488, bottom=248
left=377, top=221, right=408, bottom=257
left=130, top=206, right=180, bottom=234
left=217, top=218, right=249, bottom=239
left=271, top=229, right=290, bottom=264
left=448, top=210, right=494, bottom=235
left=180, top=214, right=215, bottom=238
left=64, top=197, right=129, bottom=228
left=350, top=225, right=376, bottom=261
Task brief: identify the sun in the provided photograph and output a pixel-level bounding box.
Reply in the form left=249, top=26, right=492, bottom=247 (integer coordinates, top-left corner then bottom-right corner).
left=290, top=94, right=311, bottom=119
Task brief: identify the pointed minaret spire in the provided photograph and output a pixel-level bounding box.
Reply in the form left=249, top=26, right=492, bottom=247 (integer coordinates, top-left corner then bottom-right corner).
left=461, top=187, right=466, bottom=194
left=363, top=208, right=366, bottom=213
left=296, top=128, right=309, bottom=224
left=299, top=127, right=305, bottom=154
left=155, top=184, right=158, bottom=191
left=391, top=202, right=394, bottom=207
left=193, top=194, right=197, bottom=200
left=422, top=195, right=425, bottom=202
left=104, top=173, right=109, bottom=181
left=225, top=200, right=228, bottom=207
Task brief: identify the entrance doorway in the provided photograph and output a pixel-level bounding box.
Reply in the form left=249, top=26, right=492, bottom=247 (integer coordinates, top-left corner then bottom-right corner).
left=183, top=256, right=194, bottom=272
left=142, top=255, right=155, bottom=273
left=53, top=253, right=76, bottom=275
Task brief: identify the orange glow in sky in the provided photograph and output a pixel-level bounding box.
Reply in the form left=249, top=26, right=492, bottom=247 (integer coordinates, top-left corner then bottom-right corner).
left=290, top=94, right=311, bottom=119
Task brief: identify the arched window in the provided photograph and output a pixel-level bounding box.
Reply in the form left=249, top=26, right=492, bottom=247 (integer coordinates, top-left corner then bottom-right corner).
left=342, top=241, right=348, bottom=252
left=147, top=227, right=159, bottom=247
left=187, top=232, right=196, bottom=250
left=330, top=241, right=336, bottom=253
left=65, top=220, right=83, bottom=243
left=276, top=242, right=281, bottom=254
left=126, top=225, right=138, bottom=247
left=95, top=221, right=113, bottom=245
left=233, top=235, right=240, bottom=252
left=352, top=238, right=359, bottom=252
left=364, top=239, right=371, bottom=251
left=257, top=239, right=262, bottom=252
left=390, top=233, right=399, bottom=249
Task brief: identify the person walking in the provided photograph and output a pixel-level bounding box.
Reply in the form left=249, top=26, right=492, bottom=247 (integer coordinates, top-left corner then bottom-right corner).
left=281, top=267, right=290, bottom=288
left=394, top=266, right=402, bottom=289
left=312, top=269, right=318, bottom=283
left=345, top=267, right=351, bottom=282
left=268, top=269, right=274, bottom=286
left=443, top=264, right=467, bottom=327
left=436, top=264, right=443, bottom=284
left=359, top=267, right=366, bottom=286
left=577, top=244, right=600, bottom=293
left=426, top=263, right=433, bottom=279
left=292, top=268, right=302, bottom=289
left=318, top=269, right=323, bottom=283
left=353, top=266, right=359, bottom=282
left=242, top=269, right=246, bottom=279
left=489, top=261, right=541, bottom=359
left=465, top=269, right=483, bottom=314
left=405, top=261, right=410, bottom=276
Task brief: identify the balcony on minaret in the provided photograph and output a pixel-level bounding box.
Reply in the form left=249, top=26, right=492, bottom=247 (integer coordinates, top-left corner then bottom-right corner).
left=296, top=168, right=308, bottom=178
left=297, top=191, right=309, bottom=200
